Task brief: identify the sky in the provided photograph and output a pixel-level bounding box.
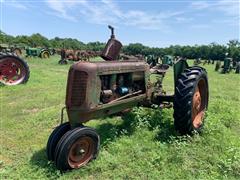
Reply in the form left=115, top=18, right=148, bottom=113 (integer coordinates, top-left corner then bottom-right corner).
left=1, top=0, right=239, bottom=47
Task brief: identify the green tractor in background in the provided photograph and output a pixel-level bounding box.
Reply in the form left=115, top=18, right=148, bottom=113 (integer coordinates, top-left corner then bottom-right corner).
left=215, top=57, right=240, bottom=74
left=222, top=57, right=232, bottom=73
left=162, top=55, right=174, bottom=66
left=146, top=54, right=159, bottom=67
left=25, top=47, right=51, bottom=59
left=193, top=58, right=202, bottom=66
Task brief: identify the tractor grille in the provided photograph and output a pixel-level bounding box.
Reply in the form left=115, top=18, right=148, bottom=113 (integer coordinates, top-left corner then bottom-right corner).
left=70, top=70, right=88, bottom=106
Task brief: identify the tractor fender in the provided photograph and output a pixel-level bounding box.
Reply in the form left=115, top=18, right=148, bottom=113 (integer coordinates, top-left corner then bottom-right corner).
left=173, top=59, right=189, bottom=87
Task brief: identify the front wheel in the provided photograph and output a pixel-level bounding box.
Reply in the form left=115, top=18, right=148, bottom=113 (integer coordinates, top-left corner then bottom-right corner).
left=54, top=126, right=100, bottom=171
left=174, top=66, right=209, bottom=135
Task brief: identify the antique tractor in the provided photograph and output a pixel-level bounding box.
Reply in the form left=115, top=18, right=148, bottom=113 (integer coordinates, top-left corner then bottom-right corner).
left=146, top=54, right=159, bottom=67
left=58, top=49, right=99, bottom=64
left=47, top=26, right=209, bottom=171
left=215, top=57, right=239, bottom=74
left=162, top=55, right=174, bottom=66
left=193, top=58, right=202, bottom=65
left=0, top=44, right=23, bottom=56
left=25, top=47, right=50, bottom=58
left=222, top=57, right=232, bottom=73
left=0, top=53, right=30, bottom=85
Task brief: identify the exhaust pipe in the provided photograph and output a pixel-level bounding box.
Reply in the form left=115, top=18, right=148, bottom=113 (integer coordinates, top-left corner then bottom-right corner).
left=101, top=25, right=122, bottom=61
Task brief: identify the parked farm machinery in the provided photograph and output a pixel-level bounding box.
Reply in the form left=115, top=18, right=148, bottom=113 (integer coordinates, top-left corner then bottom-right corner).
left=193, top=58, right=202, bottom=65
left=215, top=57, right=240, bottom=74
left=0, top=52, right=30, bottom=85
left=162, top=55, right=174, bottom=66
left=58, top=49, right=100, bottom=64
left=0, top=44, right=23, bottom=56
left=25, top=47, right=51, bottom=58
left=47, top=25, right=209, bottom=171
left=146, top=54, right=159, bottom=67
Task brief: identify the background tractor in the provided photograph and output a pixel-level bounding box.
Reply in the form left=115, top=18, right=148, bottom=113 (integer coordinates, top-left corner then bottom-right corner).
left=58, top=49, right=99, bottom=64
left=146, top=54, right=159, bottom=67
left=162, top=55, right=174, bottom=66
left=0, top=44, right=23, bottom=56
left=47, top=26, right=209, bottom=171
left=215, top=57, right=239, bottom=74
left=0, top=52, right=30, bottom=85
left=25, top=47, right=50, bottom=59
left=193, top=58, right=202, bottom=65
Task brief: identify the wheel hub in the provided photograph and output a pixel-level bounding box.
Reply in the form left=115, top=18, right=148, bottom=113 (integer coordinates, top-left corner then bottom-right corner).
left=68, top=136, right=94, bottom=168
left=0, top=57, right=26, bottom=85
left=192, top=79, right=207, bottom=129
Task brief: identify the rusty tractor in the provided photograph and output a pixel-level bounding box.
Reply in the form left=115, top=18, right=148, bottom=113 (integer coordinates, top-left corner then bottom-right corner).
left=58, top=49, right=99, bottom=64
left=0, top=53, right=30, bottom=85
left=47, top=26, right=209, bottom=171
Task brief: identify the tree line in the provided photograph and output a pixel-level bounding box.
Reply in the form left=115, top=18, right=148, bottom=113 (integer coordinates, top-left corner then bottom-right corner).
left=0, top=31, right=239, bottom=61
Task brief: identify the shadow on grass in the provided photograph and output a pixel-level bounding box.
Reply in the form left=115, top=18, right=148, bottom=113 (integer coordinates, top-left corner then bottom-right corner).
left=95, top=109, right=177, bottom=145
left=30, top=148, right=61, bottom=177
left=95, top=112, right=137, bottom=146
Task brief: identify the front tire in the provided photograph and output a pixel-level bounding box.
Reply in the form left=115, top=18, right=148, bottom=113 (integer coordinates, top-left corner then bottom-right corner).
left=46, top=122, right=70, bottom=161
left=174, top=66, right=209, bottom=135
left=54, top=126, right=100, bottom=171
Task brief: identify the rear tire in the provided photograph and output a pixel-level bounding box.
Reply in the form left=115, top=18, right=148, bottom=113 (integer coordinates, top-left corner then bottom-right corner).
left=174, top=66, right=209, bottom=135
left=40, top=50, right=50, bottom=58
left=0, top=53, right=30, bottom=85
left=54, top=126, right=100, bottom=171
left=46, top=122, right=70, bottom=161
left=58, top=59, right=68, bottom=65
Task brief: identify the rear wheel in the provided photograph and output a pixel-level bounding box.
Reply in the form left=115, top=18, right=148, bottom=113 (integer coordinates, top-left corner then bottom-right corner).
left=41, top=51, right=50, bottom=58
left=174, top=66, right=209, bottom=134
left=54, top=126, right=100, bottom=171
left=0, top=53, right=30, bottom=85
left=58, top=59, right=68, bottom=65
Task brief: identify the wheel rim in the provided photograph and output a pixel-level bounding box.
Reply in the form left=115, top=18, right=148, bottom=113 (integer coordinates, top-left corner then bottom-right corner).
left=43, top=52, right=49, bottom=58
left=192, top=79, right=208, bottom=129
left=0, top=57, right=27, bottom=85
left=68, top=136, right=94, bottom=168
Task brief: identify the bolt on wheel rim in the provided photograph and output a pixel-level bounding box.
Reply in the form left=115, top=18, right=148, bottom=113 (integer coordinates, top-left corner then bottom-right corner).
left=68, top=136, right=94, bottom=169
left=192, top=79, right=207, bottom=129
left=0, top=57, right=27, bottom=85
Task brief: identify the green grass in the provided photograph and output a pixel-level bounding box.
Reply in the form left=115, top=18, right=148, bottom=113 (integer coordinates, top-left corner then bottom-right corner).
left=0, top=56, right=240, bottom=179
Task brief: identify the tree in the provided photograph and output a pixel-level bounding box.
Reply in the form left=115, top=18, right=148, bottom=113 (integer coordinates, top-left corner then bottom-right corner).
left=227, top=39, right=240, bottom=61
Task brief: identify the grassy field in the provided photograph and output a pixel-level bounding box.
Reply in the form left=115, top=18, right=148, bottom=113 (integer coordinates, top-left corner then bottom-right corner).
left=0, top=55, right=240, bottom=179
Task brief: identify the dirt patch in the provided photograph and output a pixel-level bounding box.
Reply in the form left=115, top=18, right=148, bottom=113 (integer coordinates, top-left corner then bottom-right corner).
left=22, top=108, right=40, bottom=114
